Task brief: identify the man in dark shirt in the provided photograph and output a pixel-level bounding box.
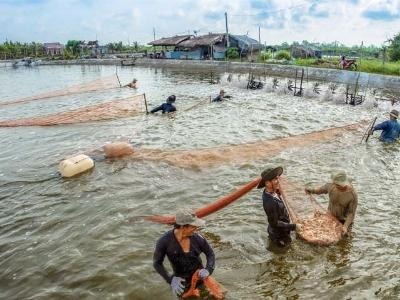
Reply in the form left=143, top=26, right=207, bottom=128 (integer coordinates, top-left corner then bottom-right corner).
left=153, top=209, right=215, bottom=297
left=258, top=166, right=301, bottom=247
left=150, top=95, right=177, bottom=114
left=212, top=89, right=231, bottom=102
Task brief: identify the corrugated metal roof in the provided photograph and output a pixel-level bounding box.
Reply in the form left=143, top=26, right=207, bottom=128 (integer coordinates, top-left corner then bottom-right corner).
left=231, top=35, right=262, bottom=48
left=148, top=35, right=191, bottom=46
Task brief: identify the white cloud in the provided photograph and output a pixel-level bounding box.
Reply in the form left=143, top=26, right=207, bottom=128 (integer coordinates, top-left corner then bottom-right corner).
left=1, top=0, right=400, bottom=46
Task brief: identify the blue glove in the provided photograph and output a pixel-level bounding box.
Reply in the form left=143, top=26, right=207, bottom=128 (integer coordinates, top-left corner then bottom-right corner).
left=198, top=268, right=210, bottom=279
left=171, top=276, right=185, bottom=296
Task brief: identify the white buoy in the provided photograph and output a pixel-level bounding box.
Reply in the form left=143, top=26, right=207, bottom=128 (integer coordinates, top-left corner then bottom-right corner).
left=59, top=154, right=94, bottom=178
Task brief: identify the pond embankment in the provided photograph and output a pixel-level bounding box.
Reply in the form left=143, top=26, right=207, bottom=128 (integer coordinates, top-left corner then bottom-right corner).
left=31, top=58, right=400, bottom=93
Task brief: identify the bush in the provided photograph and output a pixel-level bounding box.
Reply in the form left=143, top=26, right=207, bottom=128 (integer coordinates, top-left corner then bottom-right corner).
left=259, top=51, right=271, bottom=61
left=226, top=47, right=239, bottom=59
left=275, top=50, right=291, bottom=60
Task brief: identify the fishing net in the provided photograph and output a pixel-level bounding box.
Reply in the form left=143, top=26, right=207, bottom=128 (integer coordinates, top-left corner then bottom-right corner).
left=280, top=177, right=343, bottom=246
left=0, top=75, right=120, bottom=108
left=134, top=121, right=367, bottom=168
left=0, top=94, right=146, bottom=127
left=182, top=270, right=225, bottom=300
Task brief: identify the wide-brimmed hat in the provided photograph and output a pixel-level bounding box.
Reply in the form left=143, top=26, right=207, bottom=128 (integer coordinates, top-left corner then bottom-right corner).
left=331, top=170, right=349, bottom=187
left=390, top=109, right=399, bottom=119
left=257, top=166, right=283, bottom=189
left=175, top=209, right=205, bottom=227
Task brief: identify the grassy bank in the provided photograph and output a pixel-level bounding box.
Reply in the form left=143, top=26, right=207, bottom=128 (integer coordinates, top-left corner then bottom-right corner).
left=294, top=57, right=400, bottom=76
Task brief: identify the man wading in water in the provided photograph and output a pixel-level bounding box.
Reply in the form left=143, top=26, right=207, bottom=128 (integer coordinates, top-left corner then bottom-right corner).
left=259, top=167, right=301, bottom=247
left=305, top=170, right=358, bottom=236
left=125, top=78, right=138, bottom=89
left=211, top=89, right=231, bottom=102
left=153, top=209, right=215, bottom=297
left=369, top=109, right=400, bottom=143
left=150, top=95, right=177, bottom=114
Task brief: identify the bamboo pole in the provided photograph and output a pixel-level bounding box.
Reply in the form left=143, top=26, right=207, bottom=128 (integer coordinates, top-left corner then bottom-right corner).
left=143, top=93, right=149, bottom=114
left=115, top=66, right=122, bottom=87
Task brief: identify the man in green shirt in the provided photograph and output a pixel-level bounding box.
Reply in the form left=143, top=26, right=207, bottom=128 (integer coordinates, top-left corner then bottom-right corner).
left=305, top=170, right=358, bottom=236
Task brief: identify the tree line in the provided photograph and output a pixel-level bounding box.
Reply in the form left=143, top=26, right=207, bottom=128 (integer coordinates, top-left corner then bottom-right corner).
left=1, top=33, right=400, bottom=61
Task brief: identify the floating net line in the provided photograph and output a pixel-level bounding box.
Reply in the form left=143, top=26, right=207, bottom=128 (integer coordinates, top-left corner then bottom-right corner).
left=0, top=94, right=146, bottom=127
left=0, top=75, right=120, bottom=108
left=133, top=121, right=367, bottom=168
left=280, top=177, right=343, bottom=245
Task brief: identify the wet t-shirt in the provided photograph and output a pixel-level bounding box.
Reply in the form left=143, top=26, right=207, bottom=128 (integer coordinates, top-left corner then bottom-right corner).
left=153, top=230, right=215, bottom=283
left=373, top=120, right=400, bottom=143
left=310, top=183, right=358, bottom=228
left=150, top=102, right=176, bottom=114
left=262, top=191, right=296, bottom=240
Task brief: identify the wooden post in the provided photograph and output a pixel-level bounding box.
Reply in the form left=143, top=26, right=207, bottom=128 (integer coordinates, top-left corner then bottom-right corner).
left=143, top=93, right=149, bottom=114
left=298, top=68, right=304, bottom=96
left=115, top=66, right=122, bottom=87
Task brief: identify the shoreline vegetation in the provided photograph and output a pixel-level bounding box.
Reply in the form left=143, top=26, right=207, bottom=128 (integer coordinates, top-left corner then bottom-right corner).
left=2, top=36, right=400, bottom=77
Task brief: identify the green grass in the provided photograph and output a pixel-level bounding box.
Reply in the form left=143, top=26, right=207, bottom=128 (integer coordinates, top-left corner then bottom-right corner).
left=358, top=59, right=400, bottom=76
left=294, top=57, right=400, bottom=76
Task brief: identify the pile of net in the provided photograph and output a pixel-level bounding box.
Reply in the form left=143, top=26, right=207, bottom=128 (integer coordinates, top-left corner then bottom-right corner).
left=280, top=177, right=343, bottom=246
left=0, top=94, right=146, bottom=127
left=0, top=75, right=120, bottom=108
left=182, top=269, right=225, bottom=299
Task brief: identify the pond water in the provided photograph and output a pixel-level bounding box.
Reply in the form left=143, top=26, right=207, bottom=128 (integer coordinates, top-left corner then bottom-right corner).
left=0, top=65, right=399, bottom=300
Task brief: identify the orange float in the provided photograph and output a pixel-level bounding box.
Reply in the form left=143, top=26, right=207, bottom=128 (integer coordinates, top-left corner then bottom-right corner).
left=145, top=178, right=260, bottom=224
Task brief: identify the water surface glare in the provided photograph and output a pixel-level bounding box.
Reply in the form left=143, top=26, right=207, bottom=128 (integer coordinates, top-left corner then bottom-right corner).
left=0, top=65, right=399, bottom=300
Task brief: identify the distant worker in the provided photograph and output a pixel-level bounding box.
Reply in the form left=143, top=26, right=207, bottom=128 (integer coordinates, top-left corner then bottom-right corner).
left=125, top=78, right=137, bottom=89
left=258, top=166, right=301, bottom=247
left=339, top=55, right=357, bottom=70
left=305, top=170, right=358, bottom=236
left=247, top=77, right=263, bottom=90
left=150, top=95, right=177, bottom=114
left=153, top=209, right=215, bottom=297
left=369, top=109, right=400, bottom=143
left=212, top=89, right=231, bottom=102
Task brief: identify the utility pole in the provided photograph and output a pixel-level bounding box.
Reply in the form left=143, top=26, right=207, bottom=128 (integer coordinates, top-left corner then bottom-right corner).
left=153, top=28, right=156, bottom=41
left=382, top=46, right=386, bottom=66
left=225, top=12, right=230, bottom=48
left=258, top=25, right=261, bottom=45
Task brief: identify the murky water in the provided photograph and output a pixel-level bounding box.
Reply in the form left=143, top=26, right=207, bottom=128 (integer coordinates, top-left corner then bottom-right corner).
left=0, top=65, right=399, bottom=300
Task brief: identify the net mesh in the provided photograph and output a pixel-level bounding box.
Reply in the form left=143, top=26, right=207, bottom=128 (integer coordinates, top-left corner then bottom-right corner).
left=280, top=177, right=343, bottom=245
left=182, top=270, right=225, bottom=300
left=0, top=94, right=145, bottom=127
left=134, top=121, right=366, bottom=168
left=0, top=75, right=120, bottom=108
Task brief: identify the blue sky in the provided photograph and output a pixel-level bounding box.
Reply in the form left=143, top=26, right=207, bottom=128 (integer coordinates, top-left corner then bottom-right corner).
left=1, top=0, right=400, bottom=46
